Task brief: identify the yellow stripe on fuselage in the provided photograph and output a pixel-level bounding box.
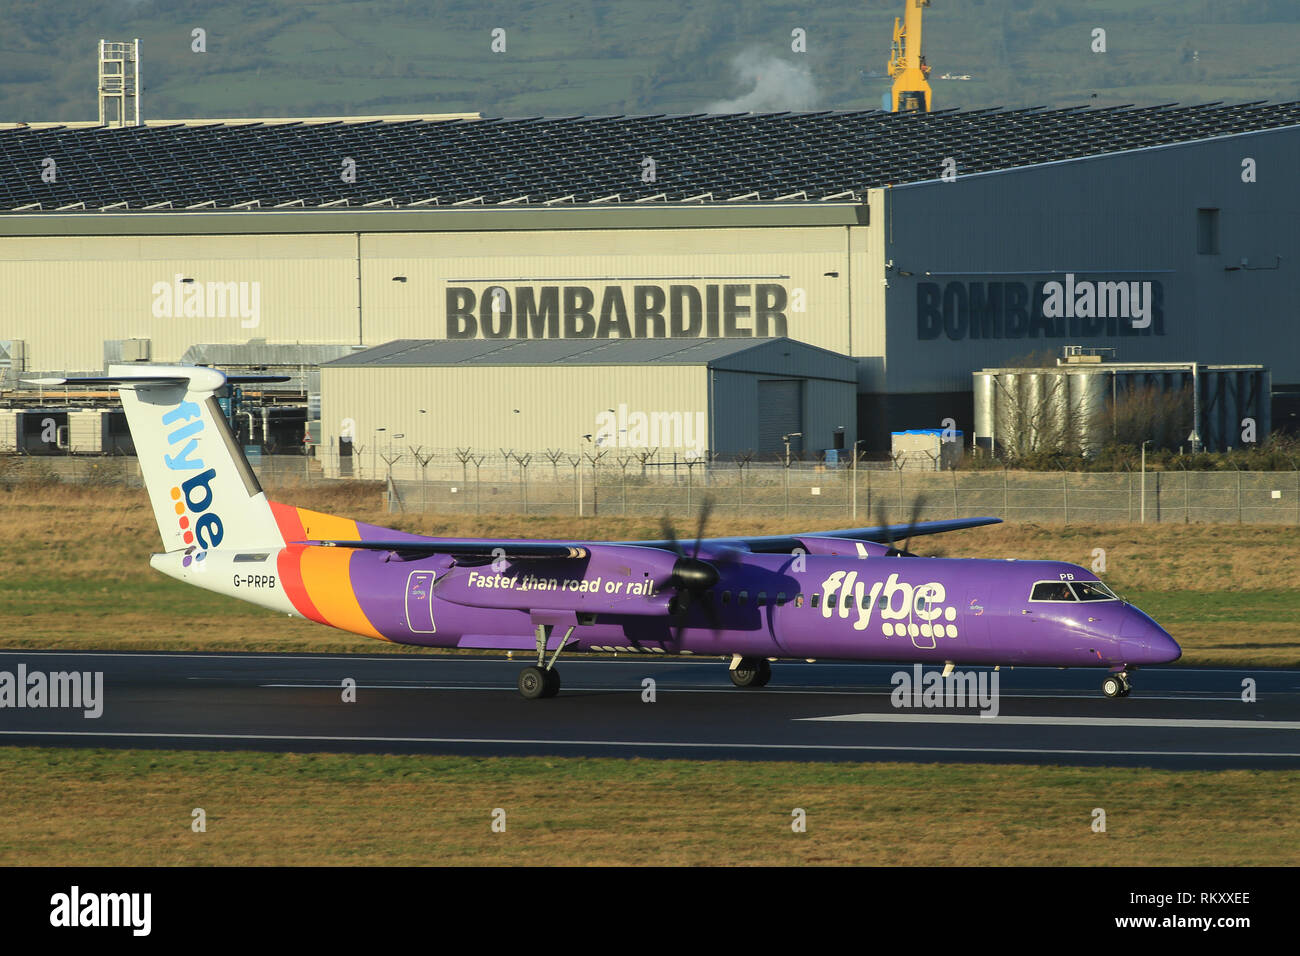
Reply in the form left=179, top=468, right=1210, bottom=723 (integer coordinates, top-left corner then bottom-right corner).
left=294, top=507, right=361, bottom=542
left=299, top=545, right=386, bottom=640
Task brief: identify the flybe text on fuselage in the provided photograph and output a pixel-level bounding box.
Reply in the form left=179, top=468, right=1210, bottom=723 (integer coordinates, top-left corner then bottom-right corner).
left=818, top=570, right=958, bottom=649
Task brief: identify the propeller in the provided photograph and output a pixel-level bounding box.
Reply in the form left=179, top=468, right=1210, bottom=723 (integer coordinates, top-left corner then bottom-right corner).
left=875, top=493, right=930, bottom=557
left=656, top=496, right=737, bottom=630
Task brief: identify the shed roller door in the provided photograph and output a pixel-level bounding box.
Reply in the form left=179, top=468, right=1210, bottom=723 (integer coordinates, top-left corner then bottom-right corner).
left=757, top=379, right=802, bottom=456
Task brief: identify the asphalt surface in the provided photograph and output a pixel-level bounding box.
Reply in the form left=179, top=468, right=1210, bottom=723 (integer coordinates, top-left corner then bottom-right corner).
left=1, top=651, right=1298, bottom=768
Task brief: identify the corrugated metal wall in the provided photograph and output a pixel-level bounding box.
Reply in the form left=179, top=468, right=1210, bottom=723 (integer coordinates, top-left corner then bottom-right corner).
left=319, top=364, right=711, bottom=474
left=0, top=223, right=876, bottom=374
left=0, top=233, right=357, bottom=371
left=358, top=226, right=864, bottom=354
left=881, top=126, right=1300, bottom=393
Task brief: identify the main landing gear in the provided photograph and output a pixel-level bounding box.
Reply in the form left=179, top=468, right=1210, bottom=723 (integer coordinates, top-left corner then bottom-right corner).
left=518, top=623, right=575, bottom=700
left=1101, top=671, right=1132, bottom=698
left=729, top=655, right=772, bottom=689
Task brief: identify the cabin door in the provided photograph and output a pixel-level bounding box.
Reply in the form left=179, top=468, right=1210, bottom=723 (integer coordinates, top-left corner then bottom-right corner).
left=405, top=570, right=437, bottom=634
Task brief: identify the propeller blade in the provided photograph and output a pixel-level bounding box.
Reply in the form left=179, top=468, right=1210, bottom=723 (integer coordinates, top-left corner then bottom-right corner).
left=691, top=496, right=715, bottom=559
left=660, top=516, right=684, bottom=558
left=901, top=494, right=927, bottom=556
left=656, top=496, right=725, bottom=641
left=875, top=499, right=898, bottom=553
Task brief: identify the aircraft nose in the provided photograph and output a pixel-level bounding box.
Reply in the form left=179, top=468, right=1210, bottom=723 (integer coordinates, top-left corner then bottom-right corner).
left=1120, top=608, right=1181, bottom=664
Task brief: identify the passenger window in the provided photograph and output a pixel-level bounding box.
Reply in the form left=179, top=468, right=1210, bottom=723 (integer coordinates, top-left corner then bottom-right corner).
left=739, top=590, right=749, bottom=604
left=722, top=591, right=731, bottom=605
left=794, top=593, right=804, bottom=608
left=811, top=593, right=821, bottom=608
left=1031, top=582, right=1076, bottom=601
left=776, top=592, right=786, bottom=605
left=843, top=593, right=853, bottom=609
left=861, top=592, right=870, bottom=608
left=757, top=591, right=767, bottom=604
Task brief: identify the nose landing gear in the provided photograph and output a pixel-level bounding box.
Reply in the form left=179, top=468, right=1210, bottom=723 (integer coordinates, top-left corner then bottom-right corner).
left=1101, top=671, right=1132, bottom=698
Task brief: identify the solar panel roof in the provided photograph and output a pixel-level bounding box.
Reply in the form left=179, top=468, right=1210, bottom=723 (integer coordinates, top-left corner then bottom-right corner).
left=2, top=103, right=1297, bottom=211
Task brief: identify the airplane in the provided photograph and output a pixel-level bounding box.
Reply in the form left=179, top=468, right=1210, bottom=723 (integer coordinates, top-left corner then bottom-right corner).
left=27, top=364, right=1180, bottom=700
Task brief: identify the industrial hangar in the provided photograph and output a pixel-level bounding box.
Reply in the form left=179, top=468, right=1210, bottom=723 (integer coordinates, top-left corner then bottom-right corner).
left=0, top=101, right=1297, bottom=456
left=320, top=337, right=857, bottom=470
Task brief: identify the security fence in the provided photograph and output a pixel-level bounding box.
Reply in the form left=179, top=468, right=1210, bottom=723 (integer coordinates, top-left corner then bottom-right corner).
left=4, top=450, right=1300, bottom=524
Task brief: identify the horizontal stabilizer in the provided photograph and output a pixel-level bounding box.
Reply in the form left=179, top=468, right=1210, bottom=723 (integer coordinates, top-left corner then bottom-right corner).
left=22, top=369, right=288, bottom=389
left=24, top=374, right=195, bottom=387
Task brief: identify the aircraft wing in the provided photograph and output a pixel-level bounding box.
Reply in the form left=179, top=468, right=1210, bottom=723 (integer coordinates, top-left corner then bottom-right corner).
left=621, top=516, right=1002, bottom=553
left=300, top=540, right=591, bottom=559
left=300, top=517, right=1001, bottom=558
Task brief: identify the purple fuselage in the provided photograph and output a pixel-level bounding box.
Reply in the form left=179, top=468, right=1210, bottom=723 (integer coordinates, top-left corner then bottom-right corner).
left=345, top=547, right=1179, bottom=671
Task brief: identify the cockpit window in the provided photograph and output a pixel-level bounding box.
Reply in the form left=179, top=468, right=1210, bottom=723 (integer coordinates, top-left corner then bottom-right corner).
left=1070, top=581, right=1118, bottom=602
left=1030, top=581, right=1077, bottom=602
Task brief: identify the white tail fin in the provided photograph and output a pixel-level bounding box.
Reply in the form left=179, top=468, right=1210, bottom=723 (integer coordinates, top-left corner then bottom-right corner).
left=28, top=364, right=285, bottom=556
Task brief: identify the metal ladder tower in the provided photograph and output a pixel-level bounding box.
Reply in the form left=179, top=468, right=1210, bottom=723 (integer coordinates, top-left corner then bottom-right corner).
left=98, top=39, right=141, bottom=127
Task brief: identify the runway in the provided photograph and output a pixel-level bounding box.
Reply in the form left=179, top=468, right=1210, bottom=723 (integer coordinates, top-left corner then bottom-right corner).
left=1, top=650, right=1298, bottom=768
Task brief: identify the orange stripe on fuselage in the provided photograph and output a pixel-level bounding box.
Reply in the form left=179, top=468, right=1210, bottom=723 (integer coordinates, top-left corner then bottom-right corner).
left=299, top=545, right=385, bottom=640
left=293, top=507, right=360, bottom=542
left=269, top=501, right=385, bottom=640
left=276, top=545, right=324, bottom=624
left=269, top=502, right=323, bottom=622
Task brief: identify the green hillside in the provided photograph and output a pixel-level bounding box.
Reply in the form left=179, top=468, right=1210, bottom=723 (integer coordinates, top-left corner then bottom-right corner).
left=1, top=0, right=1298, bottom=122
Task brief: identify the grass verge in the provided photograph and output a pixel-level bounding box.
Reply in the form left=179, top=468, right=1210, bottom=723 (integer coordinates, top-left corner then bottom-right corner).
left=1, top=747, right=1294, bottom=866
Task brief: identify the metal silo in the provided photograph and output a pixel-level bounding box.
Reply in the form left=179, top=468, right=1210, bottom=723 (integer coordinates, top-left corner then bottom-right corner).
left=973, top=372, right=996, bottom=452
left=1069, top=369, right=1109, bottom=454
left=993, top=372, right=1019, bottom=457
left=1023, top=371, right=1044, bottom=451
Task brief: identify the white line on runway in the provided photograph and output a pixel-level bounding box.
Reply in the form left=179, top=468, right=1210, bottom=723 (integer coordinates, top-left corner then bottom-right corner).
left=800, top=713, right=1300, bottom=730
left=255, top=682, right=1243, bottom=702
left=0, top=728, right=1297, bottom=759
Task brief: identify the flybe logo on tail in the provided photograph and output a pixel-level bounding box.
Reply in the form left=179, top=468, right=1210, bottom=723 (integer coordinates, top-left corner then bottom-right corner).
left=161, top=401, right=223, bottom=566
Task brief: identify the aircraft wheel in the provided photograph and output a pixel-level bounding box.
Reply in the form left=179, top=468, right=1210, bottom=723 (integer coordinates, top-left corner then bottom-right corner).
left=542, top=667, right=562, bottom=699
left=518, top=666, right=549, bottom=700
left=1101, top=674, right=1125, bottom=699
left=730, top=658, right=772, bottom=688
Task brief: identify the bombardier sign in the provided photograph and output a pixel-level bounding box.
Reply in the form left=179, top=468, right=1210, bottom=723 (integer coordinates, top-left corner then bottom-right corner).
left=917, top=275, right=1165, bottom=340
left=446, top=283, right=790, bottom=339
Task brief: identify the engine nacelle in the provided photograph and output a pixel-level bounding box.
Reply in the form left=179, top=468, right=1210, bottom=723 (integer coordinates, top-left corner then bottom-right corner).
left=795, top=537, right=893, bottom=558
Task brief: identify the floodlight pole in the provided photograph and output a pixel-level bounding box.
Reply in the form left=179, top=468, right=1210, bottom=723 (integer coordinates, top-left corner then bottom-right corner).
left=850, top=439, right=866, bottom=522
left=1140, top=440, right=1152, bottom=524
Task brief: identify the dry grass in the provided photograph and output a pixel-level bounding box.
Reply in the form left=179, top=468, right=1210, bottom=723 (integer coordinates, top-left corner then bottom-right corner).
left=1, top=483, right=1297, bottom=663
left=1, top=748, right=1293, bottom=866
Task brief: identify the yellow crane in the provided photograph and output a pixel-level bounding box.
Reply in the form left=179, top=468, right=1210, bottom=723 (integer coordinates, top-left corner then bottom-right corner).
left=888, top=0, right=932, bottom=113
